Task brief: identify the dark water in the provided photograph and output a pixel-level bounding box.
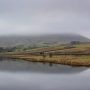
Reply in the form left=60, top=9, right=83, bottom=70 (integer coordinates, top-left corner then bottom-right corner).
left=0, top=58, right=90, bottom=90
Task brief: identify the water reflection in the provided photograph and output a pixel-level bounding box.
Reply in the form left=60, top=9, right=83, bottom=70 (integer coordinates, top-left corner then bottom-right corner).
left=0, top=58, right=90, bottom=90
left=0, top=58, right=88, bottom=74
left=0, top=70, right=90, bottom=90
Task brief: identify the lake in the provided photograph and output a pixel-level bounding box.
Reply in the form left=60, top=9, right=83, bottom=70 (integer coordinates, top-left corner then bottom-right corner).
left=0, top=58, right=90, bottom=90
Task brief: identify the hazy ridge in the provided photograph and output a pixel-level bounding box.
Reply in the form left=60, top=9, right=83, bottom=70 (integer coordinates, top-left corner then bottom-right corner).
left=0, top=34, right=89, bottom=47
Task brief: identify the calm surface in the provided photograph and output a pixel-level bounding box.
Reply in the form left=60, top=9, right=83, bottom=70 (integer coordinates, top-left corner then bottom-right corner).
left=0, top=58, right=90, bottom=90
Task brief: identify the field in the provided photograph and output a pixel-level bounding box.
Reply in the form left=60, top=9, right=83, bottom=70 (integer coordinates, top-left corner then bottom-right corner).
left=1, top=43, right=90, bottom=66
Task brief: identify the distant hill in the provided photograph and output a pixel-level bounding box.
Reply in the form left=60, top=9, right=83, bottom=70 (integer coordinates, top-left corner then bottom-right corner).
left=0, top=34, right=89, bottom=47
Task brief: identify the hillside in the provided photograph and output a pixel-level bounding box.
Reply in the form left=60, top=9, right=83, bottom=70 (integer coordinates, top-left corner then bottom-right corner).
left=0, top=34, right=89, bottom=47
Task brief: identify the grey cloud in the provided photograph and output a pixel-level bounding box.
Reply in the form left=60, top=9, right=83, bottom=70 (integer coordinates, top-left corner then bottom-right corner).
left=0, top=0, right=90, bottom=37
left=0, top=0, right=90, bottom=14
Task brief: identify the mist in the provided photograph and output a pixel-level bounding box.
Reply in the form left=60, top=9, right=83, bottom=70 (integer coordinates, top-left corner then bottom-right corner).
left=0, top=0, right=90, bottom=37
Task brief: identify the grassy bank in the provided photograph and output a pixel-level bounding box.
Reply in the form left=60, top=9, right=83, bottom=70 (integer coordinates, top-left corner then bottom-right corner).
left=2, top=53, right=90, bottom=67
left=1, top=43, right=90, bottom=67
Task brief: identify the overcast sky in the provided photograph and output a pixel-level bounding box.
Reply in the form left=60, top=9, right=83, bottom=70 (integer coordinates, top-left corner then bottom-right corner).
left=0, top=0, right=90, bottom=37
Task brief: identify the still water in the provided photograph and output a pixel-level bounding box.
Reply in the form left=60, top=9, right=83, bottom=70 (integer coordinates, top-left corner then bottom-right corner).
left=0, top=58, right=90, bottom=90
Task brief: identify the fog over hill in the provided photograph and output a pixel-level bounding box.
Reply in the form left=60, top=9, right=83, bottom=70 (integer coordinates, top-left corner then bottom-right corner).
left=0, top=34, right=89, bottom=47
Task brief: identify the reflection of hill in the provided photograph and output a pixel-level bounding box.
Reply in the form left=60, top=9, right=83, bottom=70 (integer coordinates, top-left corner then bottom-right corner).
left=0, top=58, right=88, bottom=74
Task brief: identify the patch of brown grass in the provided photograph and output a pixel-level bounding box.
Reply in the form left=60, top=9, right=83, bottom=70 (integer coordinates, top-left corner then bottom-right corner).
left=3, top=53, right=90, bottom=66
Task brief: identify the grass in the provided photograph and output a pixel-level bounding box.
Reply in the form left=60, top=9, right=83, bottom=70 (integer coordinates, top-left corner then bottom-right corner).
left=3, top=54, right=90, bottom=66
left=1, top=43, right=90, bottom=67
left=29, top=43, right=90, bottom=53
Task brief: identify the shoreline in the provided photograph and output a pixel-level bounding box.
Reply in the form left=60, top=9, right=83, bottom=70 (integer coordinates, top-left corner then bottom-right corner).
left=2, top=53, right=90, bottom=67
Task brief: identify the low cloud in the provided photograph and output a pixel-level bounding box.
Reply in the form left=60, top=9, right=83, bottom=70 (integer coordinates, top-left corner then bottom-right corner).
left=0, top=0, right=90, bottom=37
